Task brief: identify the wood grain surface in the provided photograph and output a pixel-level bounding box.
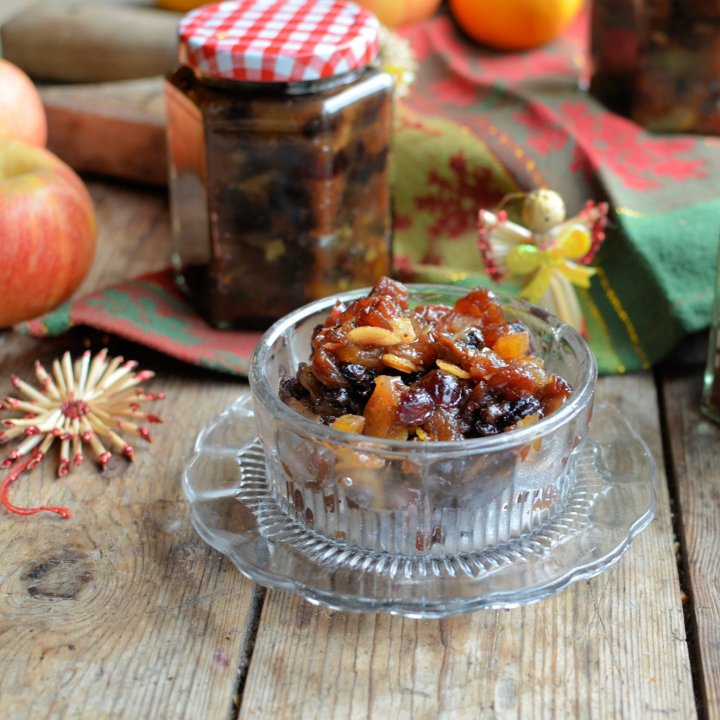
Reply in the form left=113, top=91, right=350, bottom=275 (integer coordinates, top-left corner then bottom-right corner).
left=0, top=184, right=256, bottom=720
left=662, top=367, right=720, bottom=718
left=0, top=179, right=715, bottom=719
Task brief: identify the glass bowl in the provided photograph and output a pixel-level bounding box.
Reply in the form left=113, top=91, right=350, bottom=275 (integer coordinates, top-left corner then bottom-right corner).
left=248, top=285, right=597, bottom=557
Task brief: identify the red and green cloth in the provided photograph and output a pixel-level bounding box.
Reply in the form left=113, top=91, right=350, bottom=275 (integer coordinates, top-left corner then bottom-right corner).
left=19, top=11, right=720, bottom=375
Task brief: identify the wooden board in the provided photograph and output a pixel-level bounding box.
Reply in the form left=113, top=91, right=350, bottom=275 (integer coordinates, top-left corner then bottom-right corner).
left=1, top=0, right=171, bottom=185
left=0, top=182, right=256, bottom=720
left=239, top=375, right=697, bottom=719
left=662, top=367, right=720, bottom=718
left=39, top=78, right=167, bottom=185
left=1, top=1, right=180, bottom=83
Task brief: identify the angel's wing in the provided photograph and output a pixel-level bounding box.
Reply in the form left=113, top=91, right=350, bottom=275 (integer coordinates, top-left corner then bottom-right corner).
left=477, top=210, right=532, bottom=281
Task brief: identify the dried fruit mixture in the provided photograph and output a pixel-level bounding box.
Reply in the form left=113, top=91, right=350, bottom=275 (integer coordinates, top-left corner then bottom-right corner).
left=280, top=277, right=572, bottom=441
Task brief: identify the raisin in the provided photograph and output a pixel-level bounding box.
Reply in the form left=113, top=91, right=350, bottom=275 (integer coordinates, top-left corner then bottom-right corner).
left=341, top=363, right=376, bottom=392
left=279, top=376, right=306, bottom=402
left=397, top=386, right=435, bottom=425
left=490, top=362, right=543, bottom=400
left=539, top=374, right=573, bottom=415
left=313, top=387, right=356, bottom=418
left=355, top=295, right=399, bottom=328
left=473, top=421, right=500, bottom=437
left=422, top=406, right=467, bottom=441
left=479, top=399, right=512, bottom=426
left=434, top=333, right=480, bottom=369
left=497, top=396, right=542, bottom=429
left=296, top=363, right=323, bottom=396
left=420, top=370, right=465, bottom=407
left=464, top=327, right=484, bottom=348
left=311, top=347, right=349, bottom=388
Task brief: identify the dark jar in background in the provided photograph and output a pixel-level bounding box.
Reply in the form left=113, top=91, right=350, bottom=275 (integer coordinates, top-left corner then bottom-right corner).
left=166, top=0, right=394, bottom=328
left=589, top=0, right=720, bottom=134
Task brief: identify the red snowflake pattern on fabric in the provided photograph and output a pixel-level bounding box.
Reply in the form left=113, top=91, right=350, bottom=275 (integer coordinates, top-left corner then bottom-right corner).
left=430, top=76, right=478, bottom=108
left=393, top=255, right=416, bottom=280
left=563, top=102, right=707, bottom=190
left=422, top=252, right=445, bottom=267
left=514, top=104, right=569, bottom=156
left=398, top=112, right=443, bottom=137
left=394, top=213, right=413, bottom=231
left=416, top=152, right=508, bottom=240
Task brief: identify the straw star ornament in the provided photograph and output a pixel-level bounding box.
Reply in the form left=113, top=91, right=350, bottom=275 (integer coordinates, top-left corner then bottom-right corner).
left=0, top=349, right=163, bottom=519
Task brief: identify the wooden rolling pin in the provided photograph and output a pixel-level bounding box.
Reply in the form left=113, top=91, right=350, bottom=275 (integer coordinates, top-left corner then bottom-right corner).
left=1, top=1, right=182, bottom=83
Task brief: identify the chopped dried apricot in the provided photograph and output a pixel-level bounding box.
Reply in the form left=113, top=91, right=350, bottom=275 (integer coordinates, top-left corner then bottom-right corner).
left=493, top=331, right=530, bottom=360
left=363, top=375, right=409, bottom=440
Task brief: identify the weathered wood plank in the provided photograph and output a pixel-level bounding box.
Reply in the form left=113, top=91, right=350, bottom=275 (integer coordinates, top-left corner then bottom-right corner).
left=239, top=375, right=696, bottom=720
left=0, top=184, right=256, bottom=719
left=662, top=363, right=720, bottom=719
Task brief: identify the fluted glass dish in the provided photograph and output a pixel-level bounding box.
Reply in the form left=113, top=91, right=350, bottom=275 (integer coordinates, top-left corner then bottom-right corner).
left=249, top=286, right=596, bottom=556
left=182, top=286, right=656, bottom=616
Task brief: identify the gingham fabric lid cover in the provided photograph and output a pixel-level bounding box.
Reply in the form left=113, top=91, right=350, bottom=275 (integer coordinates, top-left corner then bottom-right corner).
left=178, top=0, right=380, bottom=83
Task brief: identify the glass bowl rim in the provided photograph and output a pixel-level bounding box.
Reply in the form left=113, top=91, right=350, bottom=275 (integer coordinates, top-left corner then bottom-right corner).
left=249, top=283, right=597, bottom=457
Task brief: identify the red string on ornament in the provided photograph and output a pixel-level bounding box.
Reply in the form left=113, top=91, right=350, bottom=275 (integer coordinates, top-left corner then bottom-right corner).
left=0, top=457, right=71, bottom=519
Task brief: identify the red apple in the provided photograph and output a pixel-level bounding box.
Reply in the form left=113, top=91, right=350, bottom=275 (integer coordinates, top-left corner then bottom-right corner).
left=0, top=59, right=47, bottom=147
left=0, top=140, right=97, bottom=327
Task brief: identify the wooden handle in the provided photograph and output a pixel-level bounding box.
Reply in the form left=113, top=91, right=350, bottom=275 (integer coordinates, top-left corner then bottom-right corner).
left=1, top=1, right=182, bottom=83
left=39, top=77, right=168, bottom=185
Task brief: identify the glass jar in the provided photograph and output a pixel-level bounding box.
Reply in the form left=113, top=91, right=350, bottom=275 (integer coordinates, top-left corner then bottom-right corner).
left=589, top=1, right=720, bottom=134
left=165, top=0, right=394, bottom=328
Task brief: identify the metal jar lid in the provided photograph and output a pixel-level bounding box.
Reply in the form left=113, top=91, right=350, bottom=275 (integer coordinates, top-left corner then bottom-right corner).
left=178, top=0, right=380, bottom=82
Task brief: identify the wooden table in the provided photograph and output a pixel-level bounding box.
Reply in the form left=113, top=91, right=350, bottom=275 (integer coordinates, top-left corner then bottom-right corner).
left=0, top=180, right=718, bottom=720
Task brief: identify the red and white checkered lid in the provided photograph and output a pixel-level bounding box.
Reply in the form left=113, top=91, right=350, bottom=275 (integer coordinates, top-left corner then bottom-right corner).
left=178, top=0, right=380, bottom=83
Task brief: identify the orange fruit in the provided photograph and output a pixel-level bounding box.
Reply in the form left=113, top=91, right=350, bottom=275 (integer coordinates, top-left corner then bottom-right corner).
left=354, top=0, right=442, bottom=27
left=448, top=0, right=583, bottom=51
left=154, top=0, right=206, bottom=10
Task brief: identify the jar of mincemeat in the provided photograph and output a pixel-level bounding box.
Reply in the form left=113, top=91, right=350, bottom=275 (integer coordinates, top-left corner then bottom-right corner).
left=590, top=0, right=720, bottom=134
left=165, top=0, right=394, bottom=328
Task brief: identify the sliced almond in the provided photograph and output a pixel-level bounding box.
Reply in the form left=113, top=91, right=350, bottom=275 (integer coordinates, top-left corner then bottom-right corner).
left=389, top=317, right=416, bottom=343
left=347, top=325, right=400, bottom=346
left=436, top=359, right=470, bottom=379
left=382, top=353, right=418, bottom=373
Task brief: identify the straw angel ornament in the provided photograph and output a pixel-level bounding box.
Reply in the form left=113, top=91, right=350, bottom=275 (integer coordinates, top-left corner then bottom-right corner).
left=478, top=189, right=609, bottom=334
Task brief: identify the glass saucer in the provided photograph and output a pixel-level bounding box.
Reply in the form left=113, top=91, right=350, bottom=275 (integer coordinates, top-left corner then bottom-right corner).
left=182, top=395, right=656, bottom=618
